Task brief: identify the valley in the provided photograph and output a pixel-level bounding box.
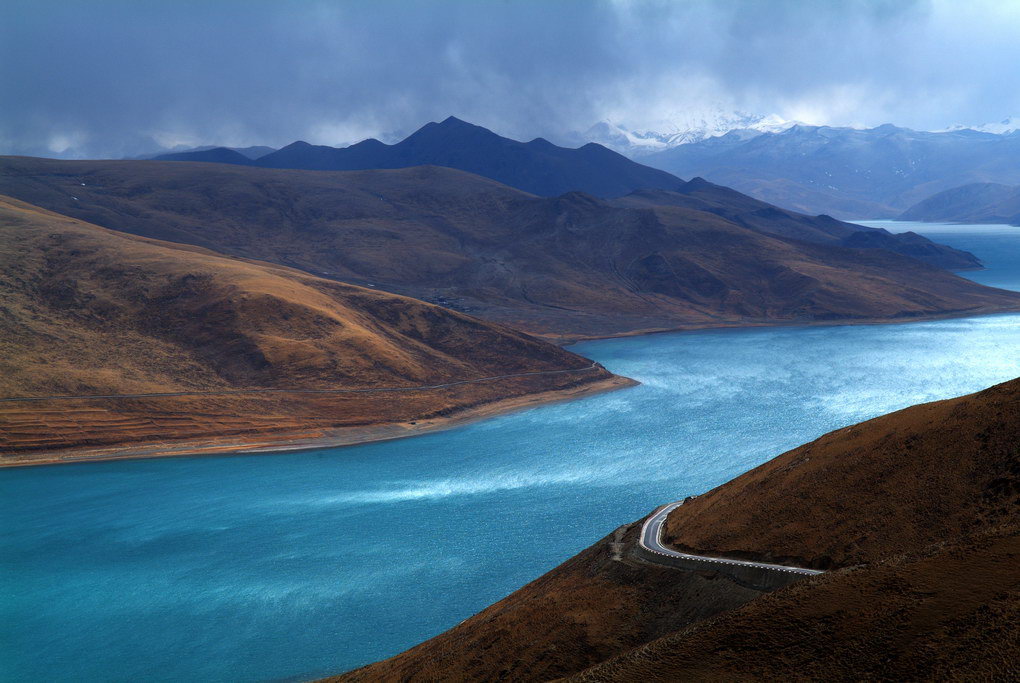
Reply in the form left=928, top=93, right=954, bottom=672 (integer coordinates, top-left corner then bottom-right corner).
left=3, top=222, right=1019, bottom=681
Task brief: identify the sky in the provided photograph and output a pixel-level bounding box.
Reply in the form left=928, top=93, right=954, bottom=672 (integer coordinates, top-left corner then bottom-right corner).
left=3, top=0, right=1020, bottom=158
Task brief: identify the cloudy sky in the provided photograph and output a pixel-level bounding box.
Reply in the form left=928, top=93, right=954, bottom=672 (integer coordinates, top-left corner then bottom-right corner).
left=3, top=0, right=1020, bottom=157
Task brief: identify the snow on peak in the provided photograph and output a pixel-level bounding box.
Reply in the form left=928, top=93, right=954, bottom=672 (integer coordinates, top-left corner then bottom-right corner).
left=577, top=111, right=796, bottom=157
left=942, top=116, right=1020, bottom=135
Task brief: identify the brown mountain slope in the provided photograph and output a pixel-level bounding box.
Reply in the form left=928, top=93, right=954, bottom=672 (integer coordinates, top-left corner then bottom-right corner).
left=3, top=157, right=1019, bottom=340
left=337, top=377, right=1020, bottom=681
left=0, top=196, right=621, bottom=464
left=612, top=181, right=982, bottom=270
left=568, top=526, right=1019, bottom=682
left=661, top=376, right=1020, bottom=568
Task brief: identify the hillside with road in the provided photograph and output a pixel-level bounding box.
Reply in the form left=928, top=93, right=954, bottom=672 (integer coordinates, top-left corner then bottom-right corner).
left=0, top=195, right=621, bottom=464
left=337, top=376, right=1020, bottom=681
left=3, top=156, right=1018, bottom=340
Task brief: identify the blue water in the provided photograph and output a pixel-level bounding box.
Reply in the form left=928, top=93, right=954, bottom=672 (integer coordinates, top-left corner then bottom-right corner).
left=2, top=222, right=1019, bottom=682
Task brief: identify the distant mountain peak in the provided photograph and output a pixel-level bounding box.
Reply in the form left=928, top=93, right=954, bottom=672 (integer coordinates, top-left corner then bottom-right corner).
left=406, top=116, right=494, bottom=143
left=427, top=116, right=484, bottom=133
left=683, top=176, right=714, bottom=189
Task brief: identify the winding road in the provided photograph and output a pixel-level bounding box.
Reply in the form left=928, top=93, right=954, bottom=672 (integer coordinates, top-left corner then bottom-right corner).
left=639, top=501, right=824, bottom=577
left=0, top=362, right=603, bottom=403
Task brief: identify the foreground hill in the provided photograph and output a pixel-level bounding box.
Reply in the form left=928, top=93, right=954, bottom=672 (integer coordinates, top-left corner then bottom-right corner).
left=0, top=195, right=621, bottom=464
left=642, top=124, right=1020, bottom=218
left=3, top=157, right=1018, bottom=340
left=339, top=377, right=1020, bottom=680
left=900, top=182, right=1020, bottom=225
left=162, top=116, right=684, bottom=198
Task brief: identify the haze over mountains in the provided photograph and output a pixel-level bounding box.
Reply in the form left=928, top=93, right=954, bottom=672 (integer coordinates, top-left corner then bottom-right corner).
left=3, top=155, right=1015, bottom=342
left=147, top=116, right=1020, bottom=225
left=641, top=123, right=1020, bottom=219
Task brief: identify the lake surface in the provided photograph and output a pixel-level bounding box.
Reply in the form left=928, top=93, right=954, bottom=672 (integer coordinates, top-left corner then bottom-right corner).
left=2, top=222, right=1019, bottom=682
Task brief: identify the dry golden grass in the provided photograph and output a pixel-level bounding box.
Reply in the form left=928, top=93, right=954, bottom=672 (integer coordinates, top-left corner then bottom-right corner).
left=0, top=195, right=613, bottom=458
left=568, top=525, right=1020, bottom=682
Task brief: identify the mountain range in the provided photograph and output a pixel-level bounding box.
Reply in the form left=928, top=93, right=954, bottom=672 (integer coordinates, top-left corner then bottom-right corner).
left=641, top=123, right=1020, bottom=219
left=154, top=116, right=684, bottom=198
left=572, top=111, right=796, bottom=157
left=3, top=155, right=1014, bottom=342
left=338, top=376, right=1020, bottom=680
left=148, top=117, right=1020, bottom=223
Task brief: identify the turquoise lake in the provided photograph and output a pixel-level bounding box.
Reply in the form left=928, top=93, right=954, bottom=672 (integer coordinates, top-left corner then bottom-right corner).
left=2, top=221, right=1019, bottom=682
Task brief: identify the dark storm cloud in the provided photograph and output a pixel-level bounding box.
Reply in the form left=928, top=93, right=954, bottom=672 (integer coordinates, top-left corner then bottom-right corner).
left=2, top=0, right=1019, bottom=157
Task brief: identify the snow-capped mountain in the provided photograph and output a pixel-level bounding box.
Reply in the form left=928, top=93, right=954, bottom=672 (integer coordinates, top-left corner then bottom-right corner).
left=943, top=116, right=1020, bottom=135
left=574, top=111, right=796, bottom=158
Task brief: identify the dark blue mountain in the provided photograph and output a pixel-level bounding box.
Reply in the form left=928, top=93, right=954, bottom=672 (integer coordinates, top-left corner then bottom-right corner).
left=251, top=116, right=685, bottom=197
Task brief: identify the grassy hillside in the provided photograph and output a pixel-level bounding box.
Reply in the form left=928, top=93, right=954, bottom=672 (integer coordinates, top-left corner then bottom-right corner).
left=0, top=195, right=619, bottom=462
left=337, top=377, right=1020, bottom=680
left=3, top=157, right=1019, bottom=340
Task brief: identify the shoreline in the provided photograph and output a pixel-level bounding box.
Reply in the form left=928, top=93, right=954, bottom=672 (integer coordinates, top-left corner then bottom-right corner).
left=0, top=375, right=636, bottom=469
left=5, top=305, right=1019, bottom=469
left=545, top=305, right=1020, bottom=345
